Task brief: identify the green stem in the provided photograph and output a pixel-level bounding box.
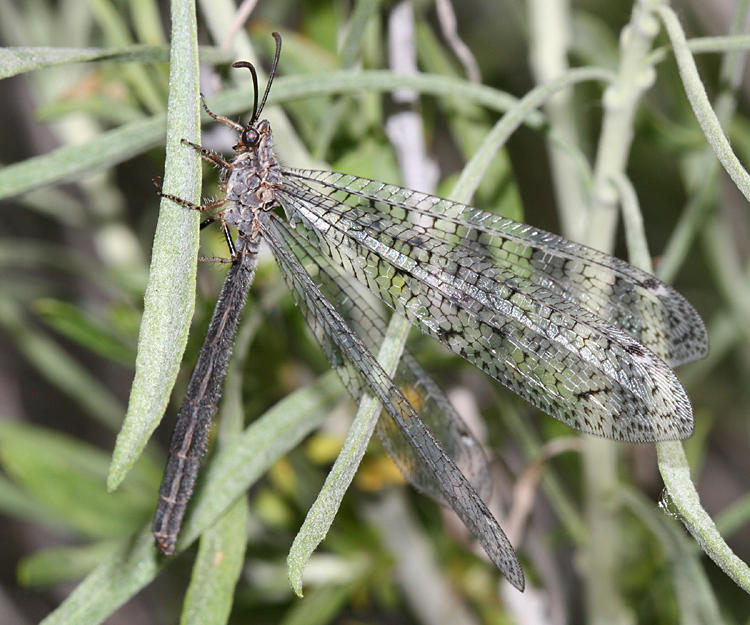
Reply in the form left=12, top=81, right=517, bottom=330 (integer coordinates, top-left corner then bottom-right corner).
left=453, top=67, right=610, bottom=203
left=582, top=2, right=665, bottom=622
left=657, top=0, right=749, bottom=283
left=656, top=4, right=750, bottom=204
left=528, top=0, right=589, bottom=242
left=656, top=0, right=750, bottom=597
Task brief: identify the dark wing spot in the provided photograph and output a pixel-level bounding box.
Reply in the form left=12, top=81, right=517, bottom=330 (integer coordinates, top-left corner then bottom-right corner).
left=624, top=343, right=647, bottom=357
left=576, top=388, right=605, bottom=400
left=437, top=327, right=462, bottom=340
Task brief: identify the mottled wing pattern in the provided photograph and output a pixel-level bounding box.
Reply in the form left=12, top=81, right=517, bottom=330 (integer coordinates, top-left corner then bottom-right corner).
left=282, top=169, right=708, bottom=368
left=262, top=213, right=524, bottom=590
left=276, top=215, right=492, bottom=502
left=276, top=169, right=699, bottom=443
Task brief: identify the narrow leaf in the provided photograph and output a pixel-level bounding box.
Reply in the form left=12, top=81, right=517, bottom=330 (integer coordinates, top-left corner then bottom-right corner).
left=18, top=541, right=120, bottom=587
left=107, top=0, right=202, bottom=490
left=41, top=373, right=343, bottom=625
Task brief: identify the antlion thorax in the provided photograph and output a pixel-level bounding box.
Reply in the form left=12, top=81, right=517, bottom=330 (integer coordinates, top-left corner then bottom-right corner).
left=223, top=120, right=280, bottom=235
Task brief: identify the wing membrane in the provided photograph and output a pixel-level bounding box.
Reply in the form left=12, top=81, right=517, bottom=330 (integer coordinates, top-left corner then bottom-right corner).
left=282, top=168, right=708, bottom=367
left=275, top=214, right=492, bottom=501
left=262, top=214, right=524, bottom=590
left=277, top=171, right=695, bottom=442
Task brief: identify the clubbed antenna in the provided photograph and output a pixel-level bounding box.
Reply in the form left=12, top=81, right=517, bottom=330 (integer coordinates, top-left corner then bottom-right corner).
left=231, top=32, right=282, bottom=126
left=254, top=32, right=282, bottom=123
left=230, top=61, right=259, bottom=123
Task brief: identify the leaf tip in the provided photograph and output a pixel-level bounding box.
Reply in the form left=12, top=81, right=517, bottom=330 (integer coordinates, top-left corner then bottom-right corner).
left=106, top=456, right=130, bottom=492
left=287, top=558, right=305, bottom=597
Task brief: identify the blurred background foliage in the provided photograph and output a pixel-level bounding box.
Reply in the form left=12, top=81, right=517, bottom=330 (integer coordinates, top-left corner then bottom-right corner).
left=1, top=0, right=750, bottom=623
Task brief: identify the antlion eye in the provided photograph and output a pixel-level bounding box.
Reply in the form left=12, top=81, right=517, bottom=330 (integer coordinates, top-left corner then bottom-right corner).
left=241, top=127, right=260, bottom=148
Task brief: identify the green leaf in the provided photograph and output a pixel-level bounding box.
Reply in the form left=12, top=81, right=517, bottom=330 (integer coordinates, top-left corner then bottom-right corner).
left=0, top=45, right=219, bottom=79
left=18, top=541, right=120, bottom=587
left=107, top=0, right=202, bottom=491
left=0, top=422, right=155, bottom=538
left=180, top=499, right=248, bottom=625
left=715, top=491, right=750, bottom=538
left=331, top=138, right=399, bottom=185
left=0, top=114, right=164, bottom=201
left=180, top=371, right=344, bottom=548
left=34, top=299, right=136, bottom=365
left=0, top=70, right=593, bottom=201
left=279, top=583, right=359, bottom=625
left=0, top=300, right=124, bottom=429
left=40, top=527, right=161, bottom=625
left=287, top=318, right=407, bottom=597
left=0, top=473, right=66, bottom=531
left=42, top=372, right=343, bottom=625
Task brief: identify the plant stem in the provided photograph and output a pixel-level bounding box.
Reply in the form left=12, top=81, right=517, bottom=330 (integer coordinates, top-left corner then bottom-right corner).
left=656, top=0, right=750, bottom=597
left=528, top=0, right=588, bottom=243
left=582, top=2, right=665, bottom=623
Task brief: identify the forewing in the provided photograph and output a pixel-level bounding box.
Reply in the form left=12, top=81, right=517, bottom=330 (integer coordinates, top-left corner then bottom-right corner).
left=277, top=216, right=492, bottom=501
left=262, top=214, right=524, bottom=590
left=277, top=170, right=695, bottom=443
left=282, top=168, right=708, bottom=367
